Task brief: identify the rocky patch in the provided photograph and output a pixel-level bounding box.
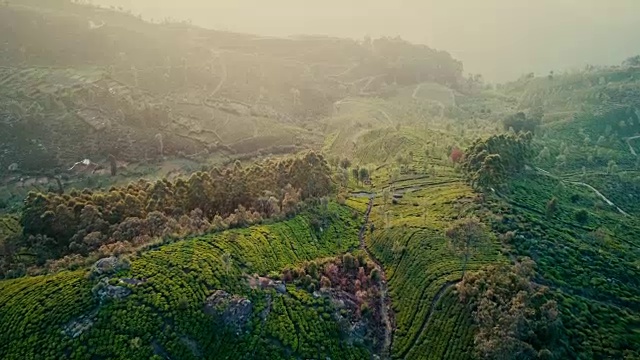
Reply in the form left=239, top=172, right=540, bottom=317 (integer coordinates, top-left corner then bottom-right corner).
left=203, top=290, right=253, bottom=335
left=92, top=278, right=132, bottom=301
left=90, top=256, right=130, bottom=278
left=247, top=274, right=287, bottom=294
left=61, top=309, right=98, bottom=338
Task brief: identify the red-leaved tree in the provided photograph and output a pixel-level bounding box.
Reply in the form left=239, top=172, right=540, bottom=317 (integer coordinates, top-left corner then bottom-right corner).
left=450, top=147, right=464, bottom=163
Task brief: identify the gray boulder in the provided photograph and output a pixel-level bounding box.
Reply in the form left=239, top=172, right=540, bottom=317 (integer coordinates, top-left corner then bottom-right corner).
left=92, top=278, right=132, bottom=301
left=91, top=256, right=130, bottom=277
left=204, top=290, right=253, bottom=335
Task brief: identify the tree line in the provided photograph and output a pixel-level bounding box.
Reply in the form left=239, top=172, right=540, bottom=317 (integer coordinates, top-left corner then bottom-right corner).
left=462, top=132, right=534, bottom=189
left=2, top=152, right=333, bottom=276
left=457, top=258, right=565, bottom=359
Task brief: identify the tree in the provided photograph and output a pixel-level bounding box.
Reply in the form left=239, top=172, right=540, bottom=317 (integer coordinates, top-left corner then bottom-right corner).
left=457, top=259, right=564, bottom=360
left=221, top=252, right=232, bottom=275
left=328, top=156, right=339, bottom=169
left=445, top=217, right=488, bottom=278
left=352, top=167, right=360, bottom=185
left=342, top=253, right=356, bottom=270
left=475, top=154, right=505, bottom=189
left=370, top=268, right=381, bottom=283
left=503, top=112, right=540, bottom=134
left=462, top=133, right=533, bottom=190
left=382, top=189, right=390, bottom=208
left=358, top=167, right=369, bottom=183
left=155, top=133, right=164, bottom=158
left=574, top=209, right=589, bottom=224
left=281, top=184, right=300, bottom=215
left=339, top=158, right=352, bottom=169
left=339, top=168, right=349, bottom=187
left=390, top=168, right=400, bottom=192
left=623, top=55, right=640, bottom=67
left=537, top=147, right=551, bottom=162
left=546, top=197, right=558, bottom=218
left=450, top=147, right=464, bottom=163
left=108, top=154, right=117, bottom=176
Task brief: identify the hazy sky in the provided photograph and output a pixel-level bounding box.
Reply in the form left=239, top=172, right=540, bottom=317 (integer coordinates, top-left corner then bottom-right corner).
left=97, top=0, right=640, bottom=82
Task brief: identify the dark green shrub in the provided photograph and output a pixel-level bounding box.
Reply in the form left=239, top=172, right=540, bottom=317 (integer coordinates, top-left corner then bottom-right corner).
left=574, top=209, right=589, bottom=224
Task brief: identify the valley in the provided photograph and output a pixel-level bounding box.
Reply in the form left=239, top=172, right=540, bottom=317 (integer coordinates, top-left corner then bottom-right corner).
left=1, top=1, right=639, bottom=360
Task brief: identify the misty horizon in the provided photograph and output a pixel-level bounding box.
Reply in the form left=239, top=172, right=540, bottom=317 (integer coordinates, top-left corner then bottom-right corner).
left=93, top=0, right=640, bottom=82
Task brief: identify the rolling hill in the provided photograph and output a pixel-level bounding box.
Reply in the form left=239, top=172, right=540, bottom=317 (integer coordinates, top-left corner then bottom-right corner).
left=1, top=1, right=640, bottom=360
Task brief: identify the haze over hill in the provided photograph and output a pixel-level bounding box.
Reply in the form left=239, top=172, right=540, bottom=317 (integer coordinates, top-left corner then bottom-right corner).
left=94, top=0, right=640, bottom=82
left=2, top=1, right=640, bottom=359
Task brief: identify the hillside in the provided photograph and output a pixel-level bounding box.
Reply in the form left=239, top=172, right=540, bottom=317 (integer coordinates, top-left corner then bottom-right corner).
left=1, top=204, right=375, bottom=359
left=1, top=1, right=640, bottom=360
left=0, top=0, right=461, bottom=176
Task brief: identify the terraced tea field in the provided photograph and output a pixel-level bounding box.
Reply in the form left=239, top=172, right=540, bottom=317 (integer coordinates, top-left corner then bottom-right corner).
left=363, top=173, right=504, bottom=359
left=0, top=203, right=371, bottom=360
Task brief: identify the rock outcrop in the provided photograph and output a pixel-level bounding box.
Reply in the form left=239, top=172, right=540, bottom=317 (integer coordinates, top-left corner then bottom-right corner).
left=204, top=290, right=253, bottom=335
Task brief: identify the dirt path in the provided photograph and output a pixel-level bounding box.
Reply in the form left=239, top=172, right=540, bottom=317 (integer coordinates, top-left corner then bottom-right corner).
left=333, top=99, right=393, bottom=126
left=534, top=167, right=629, bottom=216
left=568, top=181, right=629, bottom=216
left=412, top=82, right=456, bottom=111
left=411, top=83, right=445, bottom=116
left=625, top=135, right=640, bottom=156
left=359, top=74, right=387, bottom=95
left=210, top=52, right=227, bottom=98
left=412, top=83, right=423, bottom=100
left=328, top=62, right=358, bottom=79
left=359, top=196, right=394, bottom=359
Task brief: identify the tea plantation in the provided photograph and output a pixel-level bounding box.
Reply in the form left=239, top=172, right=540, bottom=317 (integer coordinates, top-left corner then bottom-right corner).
left=0, top=204, right=371, bottom=360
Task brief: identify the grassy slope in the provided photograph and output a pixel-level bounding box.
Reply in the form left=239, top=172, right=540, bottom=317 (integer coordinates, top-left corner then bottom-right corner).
left=334, top=66, right=640, bottom=359
left=480, top=68, right=640, bottom=358
left=329, top=86, right=504, bottom=359
left=2, top=3, right=640, bottom=358
left=0, top=203, right=369, bottom=360
left=483, top=173, right=640, bottom=358
left=0, top=1, right=348, bottom=175
left=366, top=173, right=504, bottom=360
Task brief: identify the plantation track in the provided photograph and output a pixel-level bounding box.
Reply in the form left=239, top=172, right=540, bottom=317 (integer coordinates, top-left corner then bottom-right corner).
left=625, top=135, right=640, bottom=156
left=210, top=52, right=227, bottom=98
left=359, top=196, right=394, bottom=359
left=333, top=99, right=394, bottom=126
left=411, top=83, right=423, bottom=100
left=398, top=280, right=460, bottom=360
left=493, top=189, right=597, bottom=233
left=385, top=179, right=463, bottom=194
left=411, top=82, right=455, bottom=116
left=534, top=167, right=629, bottom=216
left=567, top=181, right=629, bottom=216
left=359, top=74, right=387, bottom=95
